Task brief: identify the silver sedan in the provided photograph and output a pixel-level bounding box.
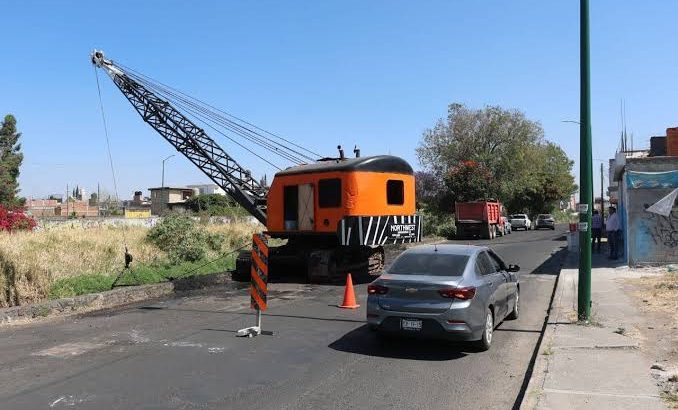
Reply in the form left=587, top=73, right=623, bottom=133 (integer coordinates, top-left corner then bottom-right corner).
left=366, top=244, right=520, bottom=350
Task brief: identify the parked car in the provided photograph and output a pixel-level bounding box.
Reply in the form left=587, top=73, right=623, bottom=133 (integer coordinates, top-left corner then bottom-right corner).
left=535, top=214, right=556, bottom=230
left=503, top=219, right=512, bottom=235
left=366, top=244, right=520, bottom=351
left=508, top=214, right=531, bottom=231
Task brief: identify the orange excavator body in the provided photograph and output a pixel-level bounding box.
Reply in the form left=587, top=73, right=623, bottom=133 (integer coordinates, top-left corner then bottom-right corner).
left=265, top=155, right=418, bottom=246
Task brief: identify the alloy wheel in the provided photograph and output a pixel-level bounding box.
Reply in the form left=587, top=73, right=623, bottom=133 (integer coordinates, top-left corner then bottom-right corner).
left=485, top=312, right=493, bottom=344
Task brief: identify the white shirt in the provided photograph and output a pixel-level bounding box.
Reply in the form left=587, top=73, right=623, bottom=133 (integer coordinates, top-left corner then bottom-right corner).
left=606, top=212, right=620, bottom=232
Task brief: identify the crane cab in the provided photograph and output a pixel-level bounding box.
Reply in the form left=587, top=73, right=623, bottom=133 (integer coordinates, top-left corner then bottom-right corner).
left=266, top=155, right=421, bottom=246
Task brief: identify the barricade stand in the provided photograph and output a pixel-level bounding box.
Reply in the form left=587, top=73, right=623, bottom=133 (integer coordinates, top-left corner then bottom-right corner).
left=237, top=233, right=273, bottom=337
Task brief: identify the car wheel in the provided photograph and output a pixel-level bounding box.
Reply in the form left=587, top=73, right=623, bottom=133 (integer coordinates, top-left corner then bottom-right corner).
left=551, top=226, right=555, bottom=230
left=475, top=308, right=494, bottom=351
left=507, top=290, right=520, bottom=320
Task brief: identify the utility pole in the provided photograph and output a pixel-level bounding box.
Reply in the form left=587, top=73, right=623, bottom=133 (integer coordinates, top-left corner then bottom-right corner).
left=600, top=162, right=605, bottom=221
left=578, top=0, right=593, bottom=321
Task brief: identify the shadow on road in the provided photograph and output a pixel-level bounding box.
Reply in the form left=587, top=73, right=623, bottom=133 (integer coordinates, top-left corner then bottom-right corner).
left=529, top=247, right=568, bottom=276
left=328, top=324, right=472, bottom=361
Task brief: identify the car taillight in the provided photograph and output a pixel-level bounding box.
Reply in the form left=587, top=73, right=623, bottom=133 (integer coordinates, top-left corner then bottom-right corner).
left=438, top=287, right=476, bottom=300
left=367, top=284, right=389, bottom=295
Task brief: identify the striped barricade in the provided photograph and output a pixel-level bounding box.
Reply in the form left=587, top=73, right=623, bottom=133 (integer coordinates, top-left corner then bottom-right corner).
left=250, top=233, right=269, bottom=311
left=237, top=233, right=271, bottom=337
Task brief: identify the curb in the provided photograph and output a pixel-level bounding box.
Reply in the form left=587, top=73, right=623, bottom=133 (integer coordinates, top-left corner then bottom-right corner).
left=519, top=250, right=577, bottom=410
left=0, top=272, right=235, bottom=325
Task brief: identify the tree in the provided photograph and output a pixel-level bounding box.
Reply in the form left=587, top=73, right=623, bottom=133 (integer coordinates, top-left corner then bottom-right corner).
left=414, top=170, right=445, bottom=209
left=505, top=142, right=577, bottom=213
left=444, top=160, right=496, bottom=203
left=185, top=194, right=247, bottom=216
left=0, top=115, right=24, bottom=207
left=416, top=103, right=576, bottom=215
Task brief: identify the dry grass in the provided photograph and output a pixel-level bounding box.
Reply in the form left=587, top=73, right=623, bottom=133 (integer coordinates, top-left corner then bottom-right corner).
left=630, top=269, right=678, bottom=324
left=0, top=221, right=259, bottom=307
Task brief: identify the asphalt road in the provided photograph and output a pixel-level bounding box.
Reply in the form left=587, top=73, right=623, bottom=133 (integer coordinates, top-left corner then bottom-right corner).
left=0, top=226, right=566, bottom=410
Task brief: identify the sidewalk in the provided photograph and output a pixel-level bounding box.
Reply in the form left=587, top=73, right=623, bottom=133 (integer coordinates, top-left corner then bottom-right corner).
left=521, top=250, right=667, bottom=409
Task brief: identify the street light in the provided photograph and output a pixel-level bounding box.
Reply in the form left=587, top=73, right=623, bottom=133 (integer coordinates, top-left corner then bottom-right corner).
left=162, top=154, right=175, bottom=188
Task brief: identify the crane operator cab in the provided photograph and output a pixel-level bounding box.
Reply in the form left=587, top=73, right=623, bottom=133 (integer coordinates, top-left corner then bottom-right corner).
left=268, top=153, right=419, bottom=242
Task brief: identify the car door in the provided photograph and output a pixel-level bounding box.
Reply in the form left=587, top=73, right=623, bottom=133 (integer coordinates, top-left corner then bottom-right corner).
left=488, top=250, right=514, bottom=319
left=476, top=251, right=506, bottom=318
left=485, top=251, right=509, bottom=318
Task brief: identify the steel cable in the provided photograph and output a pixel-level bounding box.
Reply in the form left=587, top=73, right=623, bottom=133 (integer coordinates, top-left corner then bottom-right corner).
left=117, top=62, right=320, bottom=163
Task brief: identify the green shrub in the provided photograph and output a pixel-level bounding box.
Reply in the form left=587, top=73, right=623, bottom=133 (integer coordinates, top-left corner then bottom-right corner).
left=147, top=214, right=222, bottom=264
left=437, top=221, right=457, bottom=239
left=419, top=209, right=456, bottom=238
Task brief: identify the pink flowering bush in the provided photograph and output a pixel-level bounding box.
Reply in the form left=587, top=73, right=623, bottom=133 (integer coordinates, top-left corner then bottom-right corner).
left=0, top=205, right=36, bottom=232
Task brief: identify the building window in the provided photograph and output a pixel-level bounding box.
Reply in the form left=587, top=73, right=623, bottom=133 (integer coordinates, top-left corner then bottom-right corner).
left=387, top=180, right=404, bottom=205
left=318, top=178, right=341, bottom=208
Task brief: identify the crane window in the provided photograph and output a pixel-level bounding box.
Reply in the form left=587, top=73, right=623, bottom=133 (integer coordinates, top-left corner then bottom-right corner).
left=387, top=180, right=404, bottom=205
left=318, top=178, right=341, bottom=208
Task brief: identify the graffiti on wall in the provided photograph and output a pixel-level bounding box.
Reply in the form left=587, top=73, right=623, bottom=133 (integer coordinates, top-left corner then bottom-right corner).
left=626, top=170, right=678, bottom=264
left=642, top=187, right=678, bottom=248
left=642, top=208, right=678, bottom=248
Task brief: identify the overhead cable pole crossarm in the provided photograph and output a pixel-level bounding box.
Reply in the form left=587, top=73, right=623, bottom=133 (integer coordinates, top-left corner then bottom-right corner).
left=91, top=50, right=268, bottom=224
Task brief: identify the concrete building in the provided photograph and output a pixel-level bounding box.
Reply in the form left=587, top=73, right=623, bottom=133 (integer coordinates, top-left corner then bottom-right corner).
left=611, top=150, right=678, bottom=265
left=149, top=187, right=197, bottom=215
left=186, top=184, right=226, bottom=196
left=123, top=191, right=152, bottom=218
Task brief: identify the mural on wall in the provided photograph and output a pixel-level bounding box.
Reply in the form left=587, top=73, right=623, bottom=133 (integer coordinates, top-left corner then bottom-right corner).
left=626, top=170, right=678, bottom=264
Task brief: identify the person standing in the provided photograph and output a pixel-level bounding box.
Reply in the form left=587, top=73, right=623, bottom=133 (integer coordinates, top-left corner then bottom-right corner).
left=605, top=206, right=620, bottom=259
left=591, top=209, right=602, bottom=253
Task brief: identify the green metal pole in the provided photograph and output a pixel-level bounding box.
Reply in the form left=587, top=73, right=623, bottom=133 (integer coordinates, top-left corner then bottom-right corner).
left=578, top=0, right=593, bottom=321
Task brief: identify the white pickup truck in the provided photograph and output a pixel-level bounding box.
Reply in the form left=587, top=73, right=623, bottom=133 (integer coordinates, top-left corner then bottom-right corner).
left=509, top=214, right=532, bottom=231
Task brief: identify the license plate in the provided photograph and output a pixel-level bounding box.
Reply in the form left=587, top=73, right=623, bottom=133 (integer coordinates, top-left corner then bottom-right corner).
left=401, top=318, right=422, bottom=331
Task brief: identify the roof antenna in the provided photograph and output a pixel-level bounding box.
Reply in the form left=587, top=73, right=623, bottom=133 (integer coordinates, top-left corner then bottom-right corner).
left=337, top=145, right=345, bottom=160
left=354, top=145, right=360, bottom=158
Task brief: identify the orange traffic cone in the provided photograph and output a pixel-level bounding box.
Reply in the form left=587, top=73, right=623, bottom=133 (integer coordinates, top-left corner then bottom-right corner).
left=339, top=273, right=360, bottom=309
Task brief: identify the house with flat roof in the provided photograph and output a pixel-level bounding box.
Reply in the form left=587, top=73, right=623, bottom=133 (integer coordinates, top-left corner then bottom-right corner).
left=148, top=187, right=197, bottom=215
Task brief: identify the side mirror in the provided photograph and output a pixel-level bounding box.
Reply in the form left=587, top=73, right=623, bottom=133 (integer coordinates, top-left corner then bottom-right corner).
left=508, top=264, right=520, bottom=272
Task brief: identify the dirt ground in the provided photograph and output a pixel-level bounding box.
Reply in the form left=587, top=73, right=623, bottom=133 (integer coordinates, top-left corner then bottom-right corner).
left=624, top=266, right=678, bottom=407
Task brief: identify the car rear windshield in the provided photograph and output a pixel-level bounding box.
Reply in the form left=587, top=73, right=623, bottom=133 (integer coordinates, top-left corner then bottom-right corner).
left=511, top=214, right=526, bottom=219
left=387, top=253, right=469, bottom=276
left=538, top=214, right=552, bottom=219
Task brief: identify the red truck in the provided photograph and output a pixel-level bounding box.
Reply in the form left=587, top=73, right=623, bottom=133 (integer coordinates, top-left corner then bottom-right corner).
left=455, top=200, right=507, bottom=239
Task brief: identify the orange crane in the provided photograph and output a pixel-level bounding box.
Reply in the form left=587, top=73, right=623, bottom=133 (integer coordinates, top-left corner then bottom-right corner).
left=91, top=50, right=421, bottom=282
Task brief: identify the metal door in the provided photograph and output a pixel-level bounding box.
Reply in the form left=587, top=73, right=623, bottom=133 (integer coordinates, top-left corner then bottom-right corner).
left=298, top=184, right=315, bottom=231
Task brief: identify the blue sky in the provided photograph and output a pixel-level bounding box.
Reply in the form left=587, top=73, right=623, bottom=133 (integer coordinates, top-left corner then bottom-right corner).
left=2, top=1, right=677, bottom=201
